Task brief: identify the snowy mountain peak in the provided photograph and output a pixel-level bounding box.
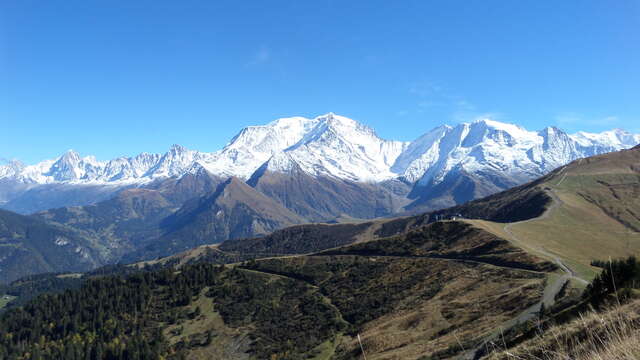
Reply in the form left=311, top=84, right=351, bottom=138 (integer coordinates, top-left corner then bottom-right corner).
left=0, top=159, right=25, bottom=178
left=391, top=125, right=451, bottom=182
left=322, top=113, right=377, bottom=137
left=540, top=126, right=561, bottom=135
left=472, top=118, right=525, bottom=131
left=44, top=150, right=89, bottom=182
left=461, top=119, right=540, bottom=147
left=571, top=129, right=640, bottom=149
left=60, top=149, right=81, bottom=161
left=278, top=114, right=409, bottom=182
left=168, top=144, right=188, bottom=154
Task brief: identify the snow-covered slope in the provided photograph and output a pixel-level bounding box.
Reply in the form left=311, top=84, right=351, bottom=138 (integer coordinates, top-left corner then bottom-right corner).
left=198, top=116, right=321, bottom=178
left=272, top=113, right=409, bottom=182
left=1, top=114, right=639, bottom=189
left=570, top=129, right=640, bottom=154
left=392, top=119, right=640, bottom=188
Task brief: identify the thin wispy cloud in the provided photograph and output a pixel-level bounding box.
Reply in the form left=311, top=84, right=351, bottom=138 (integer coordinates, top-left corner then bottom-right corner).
left=247, top=45, right=271, bottom=66
left=405, top=81, right=498, bottom=123
left=452, top=111, right=504, bottom=124
left=408, top=82, right=442, bottom=98
left=408, top=81, right=456, bottom=114
left=555, top=113, right=621, bottom=129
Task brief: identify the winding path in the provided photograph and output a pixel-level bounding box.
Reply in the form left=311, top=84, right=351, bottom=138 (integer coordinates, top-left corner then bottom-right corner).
left=462, top=178, right=589, bottom=359
left=502, top=184, right=588, bottom=286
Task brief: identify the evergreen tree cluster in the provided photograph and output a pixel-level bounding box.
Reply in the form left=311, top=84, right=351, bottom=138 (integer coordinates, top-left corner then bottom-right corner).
left=0, top=263, right=228, bottom=360
left=584, top=256, right=640, bottom=306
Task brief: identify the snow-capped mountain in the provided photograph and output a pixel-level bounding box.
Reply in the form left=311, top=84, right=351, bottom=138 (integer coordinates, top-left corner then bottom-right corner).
left=262, top=114, right=408, bottom=182
left=396, top=119, right=640, bottom=188
left=1, top=113, right=639, bottom=214
left=0, top=113, right=409, bottom=185
left=201, top=116, right=321, bottom=178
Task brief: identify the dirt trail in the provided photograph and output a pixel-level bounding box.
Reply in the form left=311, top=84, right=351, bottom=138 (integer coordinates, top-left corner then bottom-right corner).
left=554, top=158, right=582, bottom=187
left=461, top=176, right=589, bottom=359
left=502, top=182, right=588, bottom=286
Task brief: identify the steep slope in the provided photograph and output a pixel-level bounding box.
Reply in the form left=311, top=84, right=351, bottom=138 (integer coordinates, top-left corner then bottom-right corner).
left=141, top=164, right=225, bottom=205
left=36, top=189, right=175, bottom=261
left=490, top=297, right=640, bottom=360
left=402, top=120, right=639, bottom=211
left=446, top=145, right=640, bottom=280
left=12, top=143, right=640, bottom=286
left=1, top=182, right=133, bottom=215
left=138, top=146, right=640, bottom=273
left=0, top=209, right=102, bottom=284
left=126, top=177, right=305, bottom=261
left=247, top=152, right=410, bottom=221
left=35, top=169, right=225, bottom=262
left=275, top=113, right=408, bottom=182
left=199, top=115, right=321, bottom=178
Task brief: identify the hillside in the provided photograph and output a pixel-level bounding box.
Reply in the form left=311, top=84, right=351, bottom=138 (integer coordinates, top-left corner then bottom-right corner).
left=134, top=220, right=379, bottom=268
left=0, top=220, right=557, bottom=360
left=124, top=178, right=305, bottom=261
left=35, top=171, right=224, bottom=262
left=0, top=209, right=103, bottom=284
left=464, top=145, right=640, bottom=280
left=247, top=155, right=410, bottom=221
left=487, top=268, right=640, bottom=360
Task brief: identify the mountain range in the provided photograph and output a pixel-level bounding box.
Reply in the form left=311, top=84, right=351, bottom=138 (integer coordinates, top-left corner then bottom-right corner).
left=2, top=113, right=638, bottom=216
left=0, top=114, right=638, bottom=281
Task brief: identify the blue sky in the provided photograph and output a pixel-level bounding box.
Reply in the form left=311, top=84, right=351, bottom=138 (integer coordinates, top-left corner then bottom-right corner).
left=1, top=0, right=638, bottom=164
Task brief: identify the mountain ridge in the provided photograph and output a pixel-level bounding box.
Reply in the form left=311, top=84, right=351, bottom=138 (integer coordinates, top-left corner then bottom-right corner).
left=1, top=114, right=638, bottom=216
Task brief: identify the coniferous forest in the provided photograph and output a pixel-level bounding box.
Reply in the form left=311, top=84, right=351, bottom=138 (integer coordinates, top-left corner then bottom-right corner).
left=0, top=263, right=344, bottom=360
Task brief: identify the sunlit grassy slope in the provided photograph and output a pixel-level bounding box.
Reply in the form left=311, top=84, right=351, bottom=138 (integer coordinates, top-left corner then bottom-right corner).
left=469, top=146, right=640, bottom=281
left=489, top=297, right=640, bottom=360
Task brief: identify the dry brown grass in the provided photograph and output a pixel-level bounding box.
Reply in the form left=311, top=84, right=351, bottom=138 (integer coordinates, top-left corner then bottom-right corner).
left=332, top=262, right=544, bottom=359
left=468, top=175, right=640, bottom=282
left=488, top=298, right=640, bottom=360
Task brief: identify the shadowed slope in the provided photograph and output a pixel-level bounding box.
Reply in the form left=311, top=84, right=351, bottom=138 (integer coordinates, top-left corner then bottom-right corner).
left=126, top=178, right=305, bottom=261
left=0, top=209, right=101, bottom=283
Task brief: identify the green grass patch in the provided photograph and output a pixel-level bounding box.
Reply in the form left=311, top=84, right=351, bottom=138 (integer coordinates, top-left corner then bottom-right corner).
left=307, top=335, right=341, bottom=360
left=0, top=295, right=16, bottom=309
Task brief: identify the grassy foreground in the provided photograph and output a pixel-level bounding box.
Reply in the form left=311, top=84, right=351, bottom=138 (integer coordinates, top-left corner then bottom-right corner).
left=489, top=297, right=640, bottom=360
